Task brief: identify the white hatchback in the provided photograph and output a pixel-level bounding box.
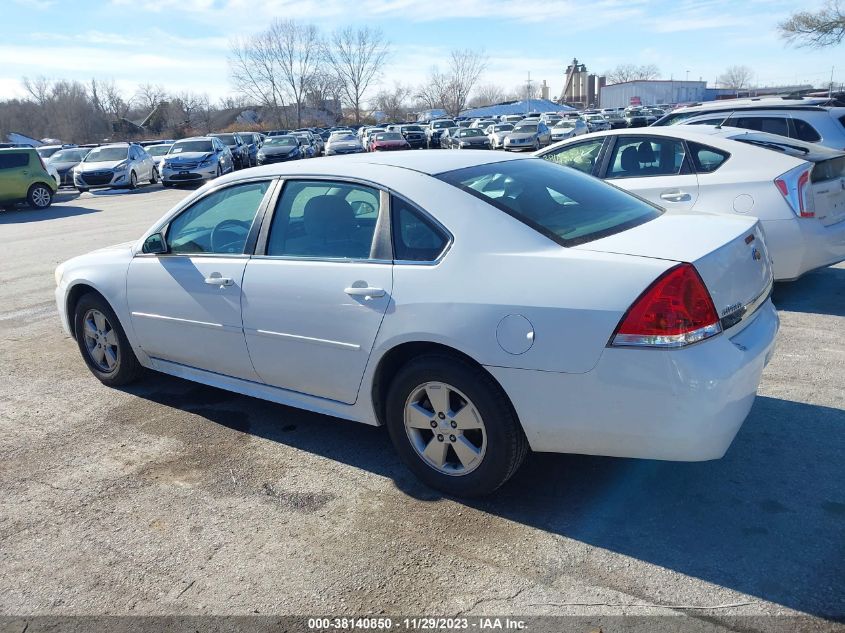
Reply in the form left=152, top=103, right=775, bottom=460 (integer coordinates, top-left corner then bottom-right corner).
left=55, top=151, right=778, bottom=495
left=537, top=125, right=845, bottom=281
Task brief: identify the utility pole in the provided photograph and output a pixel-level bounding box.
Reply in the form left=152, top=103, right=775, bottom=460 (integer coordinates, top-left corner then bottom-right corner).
left=525, top=71, right=533, bottom=113
left=830, top=66, right=835, bottom=98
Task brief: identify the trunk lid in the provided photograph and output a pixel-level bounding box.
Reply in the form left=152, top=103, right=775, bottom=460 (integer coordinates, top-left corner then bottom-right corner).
left=575, top=213, right=773, bottom=331
left=810, top=156, right=845, bottom=227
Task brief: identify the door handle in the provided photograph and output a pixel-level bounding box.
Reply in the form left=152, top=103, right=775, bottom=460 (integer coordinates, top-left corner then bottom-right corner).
left=205, top=275, right=234, bottom=287
left=660, top=190, right=691, bottom=202
left=344, top=286, right=385, bottom=298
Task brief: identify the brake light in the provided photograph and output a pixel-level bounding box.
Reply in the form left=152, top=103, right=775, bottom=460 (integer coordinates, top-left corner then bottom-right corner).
left=36, top=153, right=47, bottom=171
left=775, top=165, right=815, bottom=218
left=610, top=263, right=721, bottom=348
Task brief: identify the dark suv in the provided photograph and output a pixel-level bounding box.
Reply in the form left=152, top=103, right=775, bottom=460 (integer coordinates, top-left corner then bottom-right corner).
left=209, top=133, right=249, bottom=169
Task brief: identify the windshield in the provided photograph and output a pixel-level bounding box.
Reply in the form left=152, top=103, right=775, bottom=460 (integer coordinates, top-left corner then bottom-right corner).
left=432, top=121, right=455, bottom=129
left=212, top=134, right=237, bottom=145
left=265, top=136, right=298, bottom=146
left=376, top=133, right=403, bottom=141
left=402, top=125, right=424, bottom=132
left=555, top=121, right=576, bottom=128
left=494, top=125, right=514, bottom=132
left=329, top=134, right=357, bottom=142
left=170, top=140, right=213, bottom=154
left=459, top=129, right=484, bottom=137
left=513, top=125, right=537, bottom=133
left=84, top=147, right=128, bottom=162
left=49, top=149, right=88, bottom=162
left=437, top=159, right=661, bottom=247
left=145, top=145, right=172, bottom=157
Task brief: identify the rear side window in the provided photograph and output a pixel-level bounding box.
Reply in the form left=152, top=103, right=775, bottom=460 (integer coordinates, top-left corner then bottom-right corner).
left=792, top=119, right=821, bottom=143
left=606, top=136, right=687, bottom=178
left=437, top=158, right=661, bottom=247
left=0, top=152, right=29, bottom=169
left=391, top=197, right=448, bottom=262
left=687, top=142, right=730, bottom=173
left=730, top=116, right=790, bottom=138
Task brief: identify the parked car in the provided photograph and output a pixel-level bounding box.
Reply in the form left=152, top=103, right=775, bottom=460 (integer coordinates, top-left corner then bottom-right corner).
left=324, top=132, right=365, bottom=156
left=399, top=124, right=427, bottom=149
left=486, top=123, right=514, bottom=149
left=144, top=143, right=172, bottom=176
left=438, top=127, right=461, bottom=149
left=603, top=111, right=628, bottom=129
left=444, top=127, right=491, bottom=149
left=47, top=148, right=90, bottom=187
left=160, top=137, right=233, bottom=187
left=54, top=151, right=778, bottom=496
left=535, top=124, right=845, bottom=280
left=0, top=147, right=57, bottom=209
left=291, top=132, right=318, bottom=158
left=239, top=132, right=264, bottom=166
left=427, top=119, right=457, bottom=148
left=73, top=143, right=157, bottom=192
left=209, top=133, right=249, bottom=169
left=503, top=122, right=551, bottom=151
left=256, top=135, right=305, bottom=164
left=653, top=99, right=845, bottom=151
left=623, top=109, right=650, bottom=128
left=582, top=114, right=611, bottom=132
left=550, top=119, right=589, bottom=142
left=369, top=131, right=411, bottom=152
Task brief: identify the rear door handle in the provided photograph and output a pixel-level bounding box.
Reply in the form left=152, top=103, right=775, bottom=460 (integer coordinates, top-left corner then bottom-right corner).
left=345, top=286, right=385, bottom=298
left=205, top=275, right=234, bottom=287
left=660, top=190, right=691, bottom=202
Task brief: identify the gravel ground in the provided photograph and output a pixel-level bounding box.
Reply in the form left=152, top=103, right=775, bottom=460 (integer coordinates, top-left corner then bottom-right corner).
left=0, top=185, right=842, bottom=630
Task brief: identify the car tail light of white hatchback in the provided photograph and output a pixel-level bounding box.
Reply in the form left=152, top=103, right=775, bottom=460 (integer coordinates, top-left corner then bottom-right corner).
left=54, top=151, right=779, bottom=496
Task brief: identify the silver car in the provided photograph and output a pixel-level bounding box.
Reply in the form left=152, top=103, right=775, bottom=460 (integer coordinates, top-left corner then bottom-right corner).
left=144, top=143, right=173, bottom=176
left=550, top=119, right=589, bottom=142
left=485, top=123, right=514, bottom=149
left=73, top=143, right=157, bottom=192
left=582, top=115, right=611, bottom=132
left=325, top=132, right=365, bottom=156
left=161, top=137, right=234, bottom=187
left=503, top=122, right=552, bottom=151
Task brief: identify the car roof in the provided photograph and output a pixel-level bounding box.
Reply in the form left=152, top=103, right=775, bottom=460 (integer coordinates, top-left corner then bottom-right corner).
left=672, top=96, right=834, bottom=113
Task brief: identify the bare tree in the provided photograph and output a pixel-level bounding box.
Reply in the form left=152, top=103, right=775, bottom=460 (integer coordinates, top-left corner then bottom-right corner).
left=417, top=50, right=488, bottom=117
left=269, top=19, right=322, bottom=127
left=22, top=76, right=50, bottom=106
left=718, top=65, right=754, bottom=92
left=373, top=83, right=412, bottom=121
left=604, top=64, right=661, bottom=84
left=134, top=83, right=167, bottom=111
left=229, top=31, right=289, bottom=127
left=97, top=79, right=130, bottom=121
left=780, top=1, right=845, bottom=47
left=324, top=26, right=390, bottom=124
left=468, top=83, right=507, bottom=108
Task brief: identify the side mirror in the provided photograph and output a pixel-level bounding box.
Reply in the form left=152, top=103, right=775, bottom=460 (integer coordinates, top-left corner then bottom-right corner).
left=142, top=232, right=167, bottom=255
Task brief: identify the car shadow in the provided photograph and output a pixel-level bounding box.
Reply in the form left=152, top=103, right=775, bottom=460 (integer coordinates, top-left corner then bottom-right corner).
left=124, top=376, right=844, bottom=619
left=0, top=205, right=100, bottom=224
left=772, top=265, right=845, bottom=318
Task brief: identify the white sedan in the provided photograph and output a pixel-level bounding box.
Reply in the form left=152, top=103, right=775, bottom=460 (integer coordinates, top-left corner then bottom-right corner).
left=536, top=125, right=845, bottom=281
left=55, top=151, right=778, bottom=496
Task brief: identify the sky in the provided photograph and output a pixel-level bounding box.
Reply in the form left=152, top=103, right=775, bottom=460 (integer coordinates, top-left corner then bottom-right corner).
left=2, top=0, right=840, bottom=107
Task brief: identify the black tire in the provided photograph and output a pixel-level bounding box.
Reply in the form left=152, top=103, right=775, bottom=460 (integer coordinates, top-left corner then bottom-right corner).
left=216, top=165, right=222, bottom=179
left=128, top=171, right=138, bottom=190
left=73, top=293, right=143, bottom=386
left=149, top=168, right=159, bottom=184
left=77, top=187, right=89, bottom=193
left=385, top=353, right=528, bottom=497
left=27, top=183, right=53, bottom=209
left=162, top=182, right=173, bottom=188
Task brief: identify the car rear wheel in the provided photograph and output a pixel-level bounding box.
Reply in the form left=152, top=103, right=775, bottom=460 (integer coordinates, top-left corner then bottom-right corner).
left=149, top=168, right=158, bottom=184
left=27, top=183, right=53, bottom=209
left=128, top=171, right=137, bottom=190
left=73, top=293, right=142, bottom=386
left=76, top=187, right=89, bottom=193
left=385, top=354, right=528, bottom=496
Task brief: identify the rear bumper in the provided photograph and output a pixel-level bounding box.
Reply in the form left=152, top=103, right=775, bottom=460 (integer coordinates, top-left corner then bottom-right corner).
left=762, top=217, right=845, bottom=280
left=487, top=300, right=779, bottom=461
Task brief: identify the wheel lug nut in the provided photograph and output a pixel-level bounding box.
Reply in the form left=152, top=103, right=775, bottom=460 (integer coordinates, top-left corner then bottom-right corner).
left=450, top=421, right=457, bottom=428
left=449, top=434, right=456, bottom=442
left=438, top=412, right=445, bottom=419
left=430, top=420, right=437, bottom=428
left=436, top=434, right=444, bottom=442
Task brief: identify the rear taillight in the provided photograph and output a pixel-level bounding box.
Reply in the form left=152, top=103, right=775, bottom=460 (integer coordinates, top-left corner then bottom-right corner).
left=610, top=263, right=722, bottom=348
left=37, top=154, right=47, bottom=171
left=775, top=165, right=815, bottom=218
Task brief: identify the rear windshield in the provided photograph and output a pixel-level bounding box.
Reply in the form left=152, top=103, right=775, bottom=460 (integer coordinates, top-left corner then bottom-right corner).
left=437, top=158, right=661, bottom=247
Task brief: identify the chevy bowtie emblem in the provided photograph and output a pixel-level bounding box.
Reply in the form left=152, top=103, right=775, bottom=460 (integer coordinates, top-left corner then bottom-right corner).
left=752, top=248, right=762, bottom=261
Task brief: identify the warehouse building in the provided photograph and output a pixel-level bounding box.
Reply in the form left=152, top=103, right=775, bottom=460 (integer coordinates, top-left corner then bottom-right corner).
left=600, top=80, right=707, bottom=109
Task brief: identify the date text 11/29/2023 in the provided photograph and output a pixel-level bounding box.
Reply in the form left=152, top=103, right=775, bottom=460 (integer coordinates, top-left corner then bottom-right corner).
left=307, top=617, right=527, bottom=630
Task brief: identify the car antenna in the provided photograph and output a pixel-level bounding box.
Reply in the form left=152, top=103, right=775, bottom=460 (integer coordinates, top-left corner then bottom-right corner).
left=715, top=110, right=734, bottom=130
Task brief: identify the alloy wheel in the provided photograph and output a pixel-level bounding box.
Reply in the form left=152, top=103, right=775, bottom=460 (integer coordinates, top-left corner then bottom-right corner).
left=31, top=186, right=51, bottom=208
left=403, top=381, right=487, bottom=476
left=82, top=309, right=119, bottom=373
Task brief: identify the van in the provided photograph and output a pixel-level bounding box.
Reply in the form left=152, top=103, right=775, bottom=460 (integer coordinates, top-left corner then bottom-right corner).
left=0, top=148, right=57, bottom=209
